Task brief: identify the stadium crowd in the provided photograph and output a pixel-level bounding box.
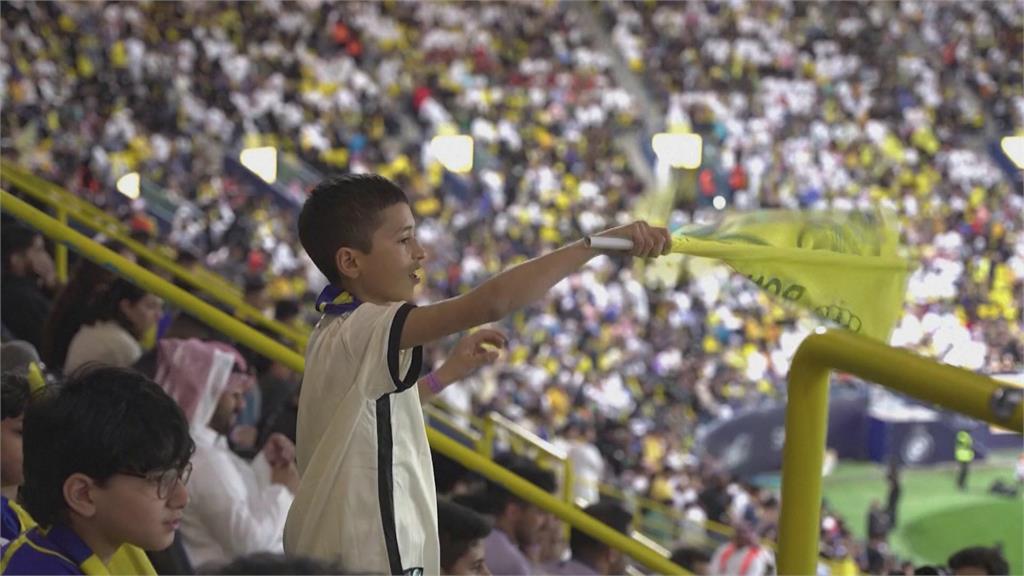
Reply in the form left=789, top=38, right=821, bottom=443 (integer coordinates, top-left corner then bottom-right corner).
left=1, top=0, right=1021, bottom=574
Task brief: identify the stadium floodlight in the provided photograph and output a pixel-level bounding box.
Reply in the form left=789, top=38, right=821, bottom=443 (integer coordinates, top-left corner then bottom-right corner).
left=116, top=172, right=141, bottom=200
left=430, top=134, right=474, bottom=174
left=652, top=132, right=702, bottom=169
left=240, top=146, right=278, bottom=184
left=713, top=195, right=727, bottom=210
left=1000, top=135, right=1024, bottom=169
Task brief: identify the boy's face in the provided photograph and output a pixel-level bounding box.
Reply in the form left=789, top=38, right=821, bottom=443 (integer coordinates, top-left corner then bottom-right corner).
left=348, top=203, right=426, bottom=303
left=90, top=469, right=189, bottom=552
left=1, top=415, right=24, bottom=488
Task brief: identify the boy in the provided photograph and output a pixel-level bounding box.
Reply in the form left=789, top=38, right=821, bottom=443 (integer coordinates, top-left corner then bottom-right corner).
left=284, top=173, right=669, bottom=573
left=1, top=373, right=33, bottom=546
left=1, top=366, right=194, bottom=574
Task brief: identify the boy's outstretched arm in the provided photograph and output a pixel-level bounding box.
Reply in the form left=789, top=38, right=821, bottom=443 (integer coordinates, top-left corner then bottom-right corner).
left=400, top=221, right=670, bottom=349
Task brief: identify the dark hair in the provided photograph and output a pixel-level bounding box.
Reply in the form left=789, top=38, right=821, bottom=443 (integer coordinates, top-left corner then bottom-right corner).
left=274, top=299, right=300, bottom=323
left=570, top=501, right=633, bottom=557
left=298, top=174, right=409, bottom=283
left=20, top=366, right=194, bottom=526
left=83, top=278, right=150, bottom=338
left=42, top=257, right=118, bottom=369
left=1, top=373, right=32, bottom=420
left=1, top=220, right=40, bottom=272
left=438, top=499, right=492, bottom=571
left=947, top=546, right=1009, bottom=575
left=215, top=553, right=342, bottom=575
left=670, top=547, right=712, bottom=573
left=484, top=454, right=558, bottom=516
left=243, top=274, right=267, bottom=295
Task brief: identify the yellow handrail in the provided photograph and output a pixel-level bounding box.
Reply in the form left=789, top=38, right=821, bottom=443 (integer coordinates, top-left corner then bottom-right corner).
left=598, top=483, right=737, bottom=544
left=1, top=162, right=309, bottom=348
left=1, top=189, right=684, bottom=575
left=424, top=404, right=482, bottom=445
left=778, top=330, right=1023, bottom=575
left=428, top=430, right=688, bottom=575
left=2, top=161, right=245, bottom=296
left=1, top=190, right=305, bottom=372
left=485, top=412, right=577, bottom=512
left=438, top=399, right=719, bottom=548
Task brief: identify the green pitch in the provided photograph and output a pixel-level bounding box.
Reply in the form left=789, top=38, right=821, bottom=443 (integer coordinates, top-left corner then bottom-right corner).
left=821, top=454, right=1023, bottom=574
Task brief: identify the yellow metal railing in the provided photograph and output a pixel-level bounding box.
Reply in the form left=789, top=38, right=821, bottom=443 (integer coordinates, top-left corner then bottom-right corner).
left=598, top=483, right=737, bottom=546
left=1, top=190, right=304, bottom=371
left=428, top=431, right=686, bottom=574
left=1, top=189, right=685, bottom=575
left=437, top=398, right=734, bottom=549
left=483, top=412, right=576, bottom=507
left=778, top=330, right=1024, bottom=575
left=1, top=161, right=308, bottom=348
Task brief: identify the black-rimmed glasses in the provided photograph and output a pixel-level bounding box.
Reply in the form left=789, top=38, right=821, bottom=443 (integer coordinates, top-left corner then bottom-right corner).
left=123, top=462, right=193, bottom=499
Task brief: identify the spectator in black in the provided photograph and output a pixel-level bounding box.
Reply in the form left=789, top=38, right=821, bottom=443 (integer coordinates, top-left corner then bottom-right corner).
left=947, top=546, right=1009, bottom=576
left=867, top=500, right=890, bottom=541
left=887, top=459, right=902, bottom=529
left=1, top=221, right=56, bottom=350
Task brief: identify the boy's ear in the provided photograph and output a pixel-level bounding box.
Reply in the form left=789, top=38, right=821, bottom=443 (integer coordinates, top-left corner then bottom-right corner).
left=63, top=473, right=99, bottom=519
left=335, top=247, right=361, bottom=280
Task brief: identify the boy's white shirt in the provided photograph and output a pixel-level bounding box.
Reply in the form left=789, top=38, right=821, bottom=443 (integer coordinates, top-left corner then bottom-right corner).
left=284, top=301, right=438, bottom=575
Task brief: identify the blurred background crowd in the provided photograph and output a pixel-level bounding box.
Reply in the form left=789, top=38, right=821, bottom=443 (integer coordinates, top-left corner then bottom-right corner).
left=2, top=1, right=1021, bottom=574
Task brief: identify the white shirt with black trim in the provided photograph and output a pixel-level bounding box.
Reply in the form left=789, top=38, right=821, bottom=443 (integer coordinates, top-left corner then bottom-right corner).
left=284, top=301, right=438, bottom=575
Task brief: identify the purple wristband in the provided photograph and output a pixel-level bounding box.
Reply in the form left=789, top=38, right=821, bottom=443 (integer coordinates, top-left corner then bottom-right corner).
left=425, top=371, right=445, bottom=394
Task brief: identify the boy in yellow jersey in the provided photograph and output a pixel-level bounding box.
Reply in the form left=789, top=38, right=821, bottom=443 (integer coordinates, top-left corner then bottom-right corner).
left=2, top=366, right=194, bottom=575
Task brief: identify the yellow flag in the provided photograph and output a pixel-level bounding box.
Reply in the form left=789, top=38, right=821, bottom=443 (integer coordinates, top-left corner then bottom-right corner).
left=671, top=209, right=910, bottom=341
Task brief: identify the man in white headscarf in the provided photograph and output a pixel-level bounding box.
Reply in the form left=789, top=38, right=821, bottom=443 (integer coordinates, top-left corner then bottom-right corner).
left=155, top=339, right=298, bottom=570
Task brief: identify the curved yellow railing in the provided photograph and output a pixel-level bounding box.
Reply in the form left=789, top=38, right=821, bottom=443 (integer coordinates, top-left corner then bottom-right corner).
left=778, top=330, right=1023, bottom=575
left=1, top=189, right=686, bottom=575
left=1, top=161, right=308, bottom=348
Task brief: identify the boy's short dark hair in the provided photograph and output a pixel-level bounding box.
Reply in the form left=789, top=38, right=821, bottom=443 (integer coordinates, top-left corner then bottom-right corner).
left=947, top=546, right=1009, bottom=575
left=21, top=366, right=194, bottom=526
left=1, top=373, right=32, bottom=420
left=438, top=499, right=492, bottom=571
left=570, top=501, right=632, bottom=557
left=298, top=174, right=409, bottom=283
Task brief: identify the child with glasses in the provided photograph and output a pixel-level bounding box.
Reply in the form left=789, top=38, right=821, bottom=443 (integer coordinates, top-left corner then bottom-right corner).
left=1, top=365, right=194, bottom=574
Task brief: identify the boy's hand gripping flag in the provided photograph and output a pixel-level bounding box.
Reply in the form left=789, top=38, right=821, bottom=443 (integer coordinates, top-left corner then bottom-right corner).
left=588, top=209, right=911, bottom=341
